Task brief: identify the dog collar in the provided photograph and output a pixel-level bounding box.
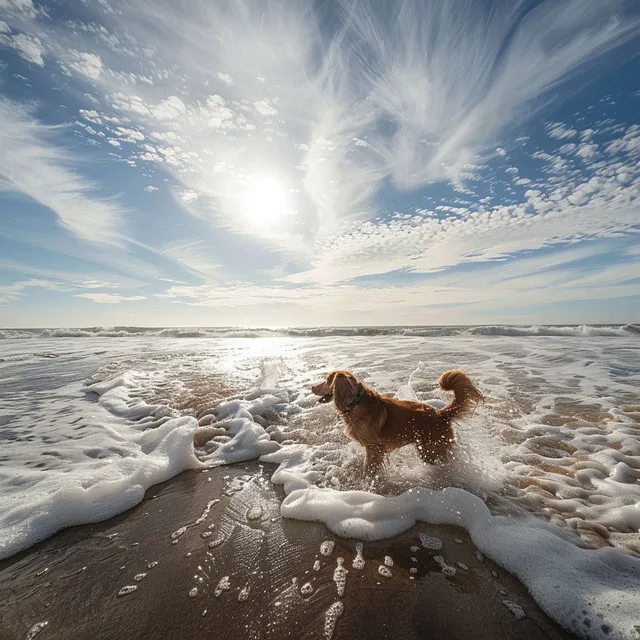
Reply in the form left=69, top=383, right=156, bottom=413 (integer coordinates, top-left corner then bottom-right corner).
left=342, top=387, right=366, bottom=414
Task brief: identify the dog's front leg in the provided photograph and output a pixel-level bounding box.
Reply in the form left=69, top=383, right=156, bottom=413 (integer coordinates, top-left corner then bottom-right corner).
left=364, top=444, right=385, bottom=483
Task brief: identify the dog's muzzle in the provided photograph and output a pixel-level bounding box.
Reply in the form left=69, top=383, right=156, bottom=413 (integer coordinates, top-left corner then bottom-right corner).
left=318, top=392, right=334, bottom=403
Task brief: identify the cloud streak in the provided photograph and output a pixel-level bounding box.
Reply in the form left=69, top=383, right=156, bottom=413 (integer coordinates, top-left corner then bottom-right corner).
left=0, top=99, right=125, bottom=245
left=8, top=0, right=638, bottom=247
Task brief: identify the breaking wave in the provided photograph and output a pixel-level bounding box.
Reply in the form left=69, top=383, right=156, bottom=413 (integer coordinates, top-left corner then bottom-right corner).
left=0, top=324, right=638, bottom=340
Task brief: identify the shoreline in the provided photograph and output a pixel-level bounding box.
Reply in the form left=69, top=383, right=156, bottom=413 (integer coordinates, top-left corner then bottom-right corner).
left=0, top=462, right=574, bottom=640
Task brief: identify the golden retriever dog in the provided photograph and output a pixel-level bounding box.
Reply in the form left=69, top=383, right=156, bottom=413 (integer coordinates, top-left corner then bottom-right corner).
left=311, top=369, right=483, bottom=478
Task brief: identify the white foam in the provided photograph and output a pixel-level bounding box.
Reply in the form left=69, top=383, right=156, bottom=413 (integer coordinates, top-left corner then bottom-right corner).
left=26, top=622, right=48, bottom=640
left=434, top=555, right=456, bottom=576
left=3, top=332, right=640, bottom=640
left=419, top=534, right=442, bottom=550
left=333, top=557, right=347, bottom=596
left=214, top=576, right=231, bottom=597
left=324, top=601, right=344, bottom=639
left=320, top=540, right=335, bottom=556
left=0, top=358, right=202, bottom=561
left=503, top=600, right=527, bottom=621
left=352, top=543, right=365, bottom=570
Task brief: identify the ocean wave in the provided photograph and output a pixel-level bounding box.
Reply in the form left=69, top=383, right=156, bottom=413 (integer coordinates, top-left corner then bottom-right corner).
left=0, top=324, right=637, bottom=340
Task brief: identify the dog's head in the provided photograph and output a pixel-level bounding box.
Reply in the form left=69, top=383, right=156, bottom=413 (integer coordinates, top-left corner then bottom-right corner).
left=311, top=370, right=362, bottom=413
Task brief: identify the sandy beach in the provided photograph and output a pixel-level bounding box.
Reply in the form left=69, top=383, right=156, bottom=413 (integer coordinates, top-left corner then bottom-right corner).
left=0, top=461, right=574, bottom=640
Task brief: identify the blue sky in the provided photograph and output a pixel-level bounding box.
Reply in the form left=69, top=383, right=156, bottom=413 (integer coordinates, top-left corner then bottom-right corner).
left=0, top=0, right=638, bottom=328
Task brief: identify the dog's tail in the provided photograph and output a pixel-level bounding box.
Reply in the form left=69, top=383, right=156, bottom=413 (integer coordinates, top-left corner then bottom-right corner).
left=438, top=369, right=484, bottom=419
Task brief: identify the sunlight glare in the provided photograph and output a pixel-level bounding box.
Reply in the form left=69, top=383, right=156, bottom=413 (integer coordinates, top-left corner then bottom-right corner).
left=239, top=175, right=293, bottom=228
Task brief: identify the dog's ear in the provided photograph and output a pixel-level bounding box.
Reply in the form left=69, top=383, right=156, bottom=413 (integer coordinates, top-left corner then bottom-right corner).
left=333, top=373, right=360, bottom=412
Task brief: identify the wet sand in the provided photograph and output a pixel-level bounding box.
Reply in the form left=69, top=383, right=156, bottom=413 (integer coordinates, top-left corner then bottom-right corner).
left=0, top=462, right=575, bottom=640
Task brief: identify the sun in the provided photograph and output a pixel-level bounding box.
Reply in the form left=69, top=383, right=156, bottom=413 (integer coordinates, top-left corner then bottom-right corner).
left=238, top=175, right=293, bottom=228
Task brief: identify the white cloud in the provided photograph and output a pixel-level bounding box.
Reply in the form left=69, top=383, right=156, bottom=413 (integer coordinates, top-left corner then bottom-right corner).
left=0, top=21, right=9, bottom=33
left=0, top=98, right=124, bottom=244
left=155, top=247, right=639, bottom=321
left=575, top=142, right=599, bottom=160
left=546, top=122, right=577, bottom=139
left=216, top=72, right=233, bottom=85
left=112, top=126, right=144, bottom=142
left=1, top=0, right=638, bottom=321
left=160, top=238, right=219, bottom=278
left=12, top=0, right=636, bottom=257
left=0, top=278, right=61, bottom=304
left=75, top=293, right=146, bottom=304
left=0, top=0, right=38, bottom=19
left=61, top=51, right=104, bottom=80
left=0, top=32, right=44, bottom=65
left=79, top=109, right=103, bottom=124
left=176, top=188, right=197, bottom=202
left=73, top=280, right=120, bottom=289
left=253, top=98, right=278, bottom=116
left=144, top=185, right=158, bottom=192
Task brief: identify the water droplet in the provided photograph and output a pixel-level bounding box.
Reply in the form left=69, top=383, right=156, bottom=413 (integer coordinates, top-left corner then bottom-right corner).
left=118, top=585, right=137, bottom=596
left=133, top=573, right=147, bottom=581
left=189, top=587, right=198, bottom=598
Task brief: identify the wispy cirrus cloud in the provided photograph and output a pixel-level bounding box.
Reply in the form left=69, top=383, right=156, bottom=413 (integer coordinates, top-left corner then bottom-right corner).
left=6, top=0, right=638, bottom=249
left=75, top=292, right=145, bottom=304
left=0, top=278, right=61, bottom=303
left=0, top=0, right=639, bottom=323
left=0, top=99, right=125, bottom=245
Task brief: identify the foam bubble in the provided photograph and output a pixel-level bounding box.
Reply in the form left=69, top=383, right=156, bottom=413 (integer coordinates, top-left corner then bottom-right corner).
left=503, top=600, right=526, bottom=620
left=215, top=576, right=231, bottom=597
left=419, top=534, right=442, bottom=550
left=352, top=543, right=365, bottom=570
left=26, top=622, right=48, bottom=640
left=324, top=601, right=344, bottom=639
left=320, top=540, right=335, bottom=556
left=333, top=557, right=348, bottom=596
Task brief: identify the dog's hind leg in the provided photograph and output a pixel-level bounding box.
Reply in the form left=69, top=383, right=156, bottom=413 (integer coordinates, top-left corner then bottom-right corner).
left=415, top=436, right=450, bottom=466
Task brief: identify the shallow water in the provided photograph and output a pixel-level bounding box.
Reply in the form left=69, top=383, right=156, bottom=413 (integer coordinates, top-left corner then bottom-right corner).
left=1, top=331, right=639, bottom=639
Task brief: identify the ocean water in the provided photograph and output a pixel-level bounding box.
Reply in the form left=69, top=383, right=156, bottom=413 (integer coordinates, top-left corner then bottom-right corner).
left=1, top=326, right=639, bottom=639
